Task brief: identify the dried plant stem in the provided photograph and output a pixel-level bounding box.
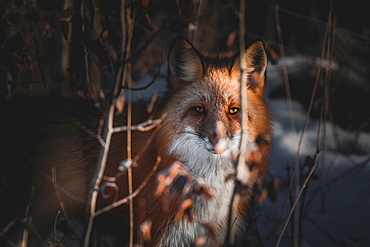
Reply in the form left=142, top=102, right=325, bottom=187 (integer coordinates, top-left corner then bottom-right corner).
left=275, top=108, right=324, bottom=247
left=83, top=108, right=161, bottom=246
left=21, top=189, right=34, bottom=247
left=84, top=103, right=115, bottom=247
left=123, top=2, right=135, bottom=245
left=132, top=115, right=165, bottom=163
left=61, top=0, right=73, bottom=85
left=275, top=1, right=335, bottom=244
left=236, top=0, right=249, bottom=193
left=274, top=6, right=300, bottom=246
left=127, top=97, right=134, bottom=247
left=321, top=0, right=334, bottom=213
left=20, top=225, right=28, bottom=247
left=83, top=46, right=92, bottom=97
left=113, top=118, right=162, bottom=133
left=0, top=216, right=19, bottom=247
left=279, top=3, right=330, bottom=231
left=53, top=211, right=61, bottom=246
left=51, top=167, right=75, bottom=235
left=120, top=0, right=127, bottom=61
left=95, top=157, right=161, bottom=216
left=190, top=0, right=206, bottom=46
left=228, top=0, right=247, bottom=245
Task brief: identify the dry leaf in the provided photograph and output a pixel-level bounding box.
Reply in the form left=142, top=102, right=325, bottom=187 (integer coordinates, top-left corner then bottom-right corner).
left=147, top=93, right=158, bottom=113
left=116, top=93, right=125, bottom=114
left=101, top=182, right=119, bottom=201
left=140, top=219, right=152, bottom=243
left=156, top=162, right=214, bottom=221
left=195, top=236, right=207, bottom=246
left=192, top=183, right=215, bottom=199
left=175, top=198, right=196, bottom=221
left=155, top=162, right=185, bottom=196
left=257, top=188, right=268, bottom=204
left=118, top=158, right=133, bottom=172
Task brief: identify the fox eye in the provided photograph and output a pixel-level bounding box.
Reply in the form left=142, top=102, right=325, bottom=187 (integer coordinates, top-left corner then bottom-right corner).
left=229, top=107, right=239, bottom=115
left=193, top=106, right=205, bottom=114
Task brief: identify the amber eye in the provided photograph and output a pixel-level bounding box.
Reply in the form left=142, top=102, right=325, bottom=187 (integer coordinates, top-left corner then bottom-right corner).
left=193, top=106, right=205, bottom=114
left=229, top=107, right=239, bottom=115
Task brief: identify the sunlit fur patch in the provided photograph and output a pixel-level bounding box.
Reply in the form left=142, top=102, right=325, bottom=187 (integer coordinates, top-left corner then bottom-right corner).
left=163, top=126, right=256, bottom=246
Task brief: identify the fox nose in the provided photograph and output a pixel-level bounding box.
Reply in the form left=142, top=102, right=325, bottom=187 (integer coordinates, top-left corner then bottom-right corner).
left=206, top=121, right=223, bottom=147
left=207, top=121, right=228, bottom=153
left=208, top=134, right=218, bottom=147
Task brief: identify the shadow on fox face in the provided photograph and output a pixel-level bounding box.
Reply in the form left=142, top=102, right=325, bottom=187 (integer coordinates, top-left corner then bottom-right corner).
left=159, top=37, right=270, bottom=167
left=0, top=36, right=271, bottom=246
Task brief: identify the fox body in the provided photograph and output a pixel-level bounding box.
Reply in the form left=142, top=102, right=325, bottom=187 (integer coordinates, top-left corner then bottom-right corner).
left=0, top=37, right=271, bottom=246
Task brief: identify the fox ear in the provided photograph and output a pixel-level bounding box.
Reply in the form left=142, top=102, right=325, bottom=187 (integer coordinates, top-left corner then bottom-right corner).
left=168, top=37, right=204, bottom=86
left=245, top=41, right=267, bottom=80
left=231, top=41, right=268, bottom=93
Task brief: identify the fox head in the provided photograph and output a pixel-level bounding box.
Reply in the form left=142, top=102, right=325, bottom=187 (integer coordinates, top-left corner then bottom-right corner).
left=156, top=37, right=271, bottom=176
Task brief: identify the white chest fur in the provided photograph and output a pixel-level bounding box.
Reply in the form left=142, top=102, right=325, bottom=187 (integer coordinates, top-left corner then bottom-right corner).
left=159, top=127, right=243, bottom=246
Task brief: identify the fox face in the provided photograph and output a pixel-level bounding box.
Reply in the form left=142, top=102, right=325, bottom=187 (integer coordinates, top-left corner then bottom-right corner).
left=157, top=37, right=270, bottom=173
left=155, top=37, right=271, bottom=246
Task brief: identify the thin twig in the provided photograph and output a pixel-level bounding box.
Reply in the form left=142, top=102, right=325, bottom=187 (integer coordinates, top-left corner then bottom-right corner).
left=258, top=0, right=367, bottom=40
left=122, top=1, right=135, bottom=245
left=98, top=113, right=164, bottom=187
left=21, top=188, right=35, bottom=247
left=306, top=214, right=347, bottom=245
left=227, top=0, right=247, bottom=245
left=96, top=110, right=107, bottom=146
left=132, top=115, right=166, bottom=163
left=53, top=211, right=61, bottom=246
left=82, top=3, right=130, bottom=239
left=95, top=156, right=161, bottom=216
left=303, top=155, right=370, bottom=216
left=51, top=167, right=82, bottom=243
left=112, top=118, right=163, bottom=133
left=0, top=215, right=19, bottom=247
left=190, top=0, right=205, bottom=47
left=117, top=1, right=136, bottom=245
left=52, top=168, right=71, bottom=224
left=275, top=107, right=324, bottom=247
left=274, top=6, right=300, bottom=246
left=120, top=0, right=127, bottom=61
left=321, top=0, right=334, bottom=213
left=38, top=172, right=86, bottom=204
left=274, top=0, right=336, bottom=244
left=84, top=103, right=115, bottom=247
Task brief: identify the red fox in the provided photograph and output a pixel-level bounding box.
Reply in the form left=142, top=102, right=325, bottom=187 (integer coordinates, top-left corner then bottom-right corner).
left=0, top=36, right=271, bottom=246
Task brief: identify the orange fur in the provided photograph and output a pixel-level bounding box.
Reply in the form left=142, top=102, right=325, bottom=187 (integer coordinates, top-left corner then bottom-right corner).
left=1, top=37, right=271, bottom=246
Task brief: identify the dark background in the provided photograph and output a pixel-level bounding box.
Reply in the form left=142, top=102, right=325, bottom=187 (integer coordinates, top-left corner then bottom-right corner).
left=1, top=0, right=369, bottom=131
left=1, top=0, right=369, bottom=246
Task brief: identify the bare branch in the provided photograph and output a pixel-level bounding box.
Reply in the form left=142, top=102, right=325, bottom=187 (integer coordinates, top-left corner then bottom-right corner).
left=275, top=107, right=324, bottom=247
left=112, top=117, right=163, bottom=133
left=52, top=168, right=71, bottom=224
left=0, top=215, right=19, bottom=247
left=52, top=211, right=61, bottom=246
left=97, top=111, right=107, bottom=146
left=274, top=5, right=300, bottom=246
left=275, top=1, right=334, bottom=245
left=84, top=103, right=115, bottom=247
left=227, top=0, right=247, bottom=245
left=95, top=156, right=161, bottom=216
